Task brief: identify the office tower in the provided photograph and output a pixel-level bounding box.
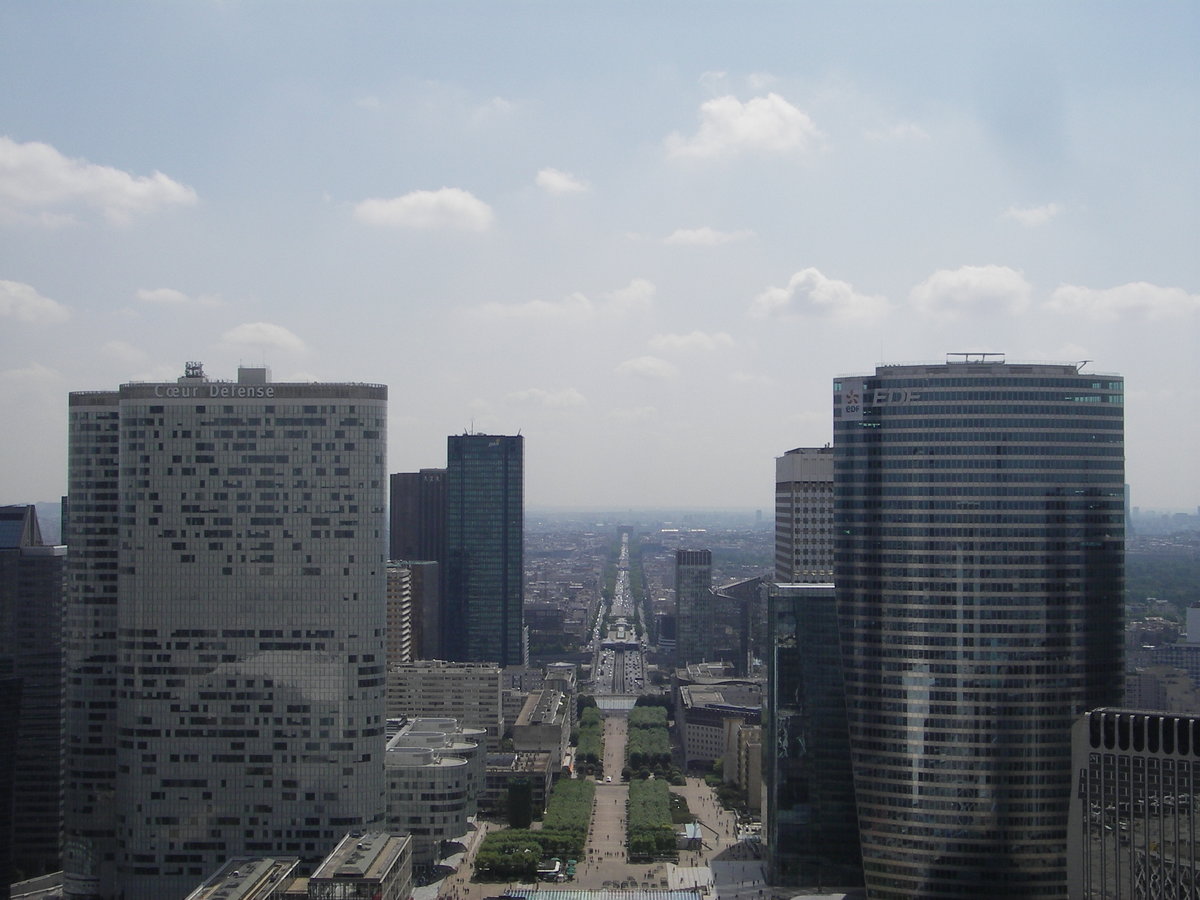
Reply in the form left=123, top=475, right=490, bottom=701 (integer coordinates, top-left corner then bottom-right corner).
left=388, top=469, right=445, bottom=563
left=765, top=583, right=862, bottom=888
left=444, top=434, right=523, bottom=667
left=0, top=658, right=19, bottom=896
left=775, top=447, right=833, bottom=583
left=0, top=505, right=65, bottom=879
left=834, top=356, right=1125, bottom=898
left=64, top=363, right=388, bottom=900
left=674, top=549, right=713, bottom=665
left=1069, top=708, right=1200, bottom=897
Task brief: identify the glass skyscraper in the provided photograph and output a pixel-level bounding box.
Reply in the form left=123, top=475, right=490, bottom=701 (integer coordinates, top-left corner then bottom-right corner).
left=833, top=357, right=1124, bottom=898
left=64, top=364, right=388, bottom=900
left=445, top=434, right=523, bottom=668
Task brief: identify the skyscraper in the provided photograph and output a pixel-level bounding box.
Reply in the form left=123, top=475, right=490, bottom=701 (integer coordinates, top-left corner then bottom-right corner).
left=765, top=583, right=861, bottom=888
left=674, top=549, right=714, bottom=665
left=833, top=356, right=1124, bottom=898
left=444, top=434, right=523, bottom=667
left=64, top=363, right=388, bottom=900
left=388, top=468, right=445, bottom=564
left=774, top=447, right=833, bottom=583
left=0, top=505, right=65, bottom=879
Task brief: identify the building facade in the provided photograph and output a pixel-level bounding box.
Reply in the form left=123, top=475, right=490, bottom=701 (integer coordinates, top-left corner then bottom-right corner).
left=0, top=505, right=65, bottom=879
left=774, top=447, right=833, bottom=583
left=1069, top=708, right=1200, bottom=899
left=388, top=469, right=445, bottom=564
left=445, top=434, right=523, bottom=667
left=64, top=364, right=389, bottom=900
left=386, top=660, right=504, bottom=748
left=674, top=549, right=714, bottom=665
left=834, top=357, right=1125, bottom=898
left=765, top=582, right=862, bottom=888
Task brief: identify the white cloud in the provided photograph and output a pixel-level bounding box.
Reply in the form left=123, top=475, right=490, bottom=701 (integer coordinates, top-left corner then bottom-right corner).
left=1002, top=202, right=1062, bottom=227
left=354, top=188, right=494, bottom=231
left=614, top=355, right=679, bottom=380
left=648, top=331, right=735, bottom=352
left=909, top=265, right=1032, bottom=317
left=474, top=278, right=654, bottom=321
left=0, top=279, right=69, bottom=324
left=663, top=227, right=754, bottom=246
left=750, top=268, right=888, bottom=322
left=0, top=136, right=196, bottom=224
left=505, top=387, right=587, bottom=408
left=0, top=361, right=62, bottom=387
left=470, top=96, right=517, bottom=125
left=535, top=168, right=589, bottom=195
left=1046, top=282, right=1200, bottom=321
left=665, top=94, right=823, bottom=160
left=220, top=322, right=307, bottom=353
left=135, top=287, right=223, bottom=307
left=101, top=340, right=148, bottom=364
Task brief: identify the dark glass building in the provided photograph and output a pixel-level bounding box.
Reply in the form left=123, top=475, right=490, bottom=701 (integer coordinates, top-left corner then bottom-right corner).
left=674, top=549, right=714, bottom=666
left=765, top=582, right=862, bottom=889
left=388, top=468, right=446, bottom=564
left=0, top=505, right=65, bottom=880
left=833, top=356, right=1125, bottom=898
left=445, top=434, right=523, bottom=667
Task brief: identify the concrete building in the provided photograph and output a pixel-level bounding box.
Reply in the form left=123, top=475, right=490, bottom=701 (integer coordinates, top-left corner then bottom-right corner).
left=0, top=505, right=65, bottom=879
left=445, top=434, right=524, bottom=667
left=674, top=680, right=762, bottom=769
left=481, top=752, right=555, bottom=820
left=834, top=356, right=1125, bottom=898
left=181, top=856, right=300, bottom=900
left=307, top=832, right=412, bottom=900
left=674, top=549, right=713, bottom=666
left=63, top=363, right=389, bottom=900
left=511, top=688, right=571, bottom=769
left=386, top=660, right=504, bottom=748
left=774, top=447, right=833, bottom=583
left=384, top=719, right=482, bottom=870
left=1069, top=708, right=1200, bottom=898
left=764, top=582, right=861, bottom=888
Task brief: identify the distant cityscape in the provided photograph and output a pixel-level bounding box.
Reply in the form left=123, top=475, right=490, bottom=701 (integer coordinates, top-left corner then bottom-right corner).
left=3, top=357, right=1200, bottom=900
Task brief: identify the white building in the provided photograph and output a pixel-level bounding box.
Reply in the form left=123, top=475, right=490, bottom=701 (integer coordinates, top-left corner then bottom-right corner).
left=63, top=363, right=389, bottom=900
left=774, top=446, right=833, bottom=583
left=387, top=660, right=503, bottom=748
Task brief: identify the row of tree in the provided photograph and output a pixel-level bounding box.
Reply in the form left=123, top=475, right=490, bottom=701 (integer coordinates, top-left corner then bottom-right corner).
left=475, top=778, right=596, bottom=881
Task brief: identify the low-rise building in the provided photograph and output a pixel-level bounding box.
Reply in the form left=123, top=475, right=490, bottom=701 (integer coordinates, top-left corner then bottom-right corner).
left=481, top=752, right=555, bottom=820
left=182, top=856, right=301, bottom=900
left=511, top=688, right=570, bottom=769
left=307, top=832, right=412, bottom=900
left=387, top=660, right=504, bottom=748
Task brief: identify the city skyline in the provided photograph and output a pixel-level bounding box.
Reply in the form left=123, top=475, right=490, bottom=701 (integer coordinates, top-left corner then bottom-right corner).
left=0, top=4, right=1197, bottom=511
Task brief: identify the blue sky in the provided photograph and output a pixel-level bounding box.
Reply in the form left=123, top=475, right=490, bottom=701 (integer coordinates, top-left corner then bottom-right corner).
left=1, top=2, right=1197, bottom=510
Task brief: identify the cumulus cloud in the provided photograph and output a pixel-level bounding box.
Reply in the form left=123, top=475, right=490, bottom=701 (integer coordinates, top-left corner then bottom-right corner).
left=0, top=280, right=69, bottom=324
left=220, top=322, right=307, bottom=353
left=505, top=387, right=587, bottom=408
left=354, top=188, right=494, bottom=231
left=665, top=94, right=823, bottom=160
left=1002, top=202, right=1062, bottom=227
left=136, top=287, right=223, bottom=307
left=1046, top=282, right=1200, bottom=321
left=664, top=227, right=754, bottom=246
left=474, top=278, right=654, bottom=321
left=101, top=340, right=148, bottom=365
left=648, top=331, right=735, bottom=352
left=535, top=168, right=589, bottom=195
left=615, top=355, right=679, bottom=380
left=750, top=268, right=888, bottom=322
left=0, top=136, right=196, bottom=224
left=909, top=265, right=1032, bottom=317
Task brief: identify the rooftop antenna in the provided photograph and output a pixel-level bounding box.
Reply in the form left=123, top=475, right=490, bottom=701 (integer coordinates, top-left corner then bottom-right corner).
left=1076, top=360, right=1092, bottom=373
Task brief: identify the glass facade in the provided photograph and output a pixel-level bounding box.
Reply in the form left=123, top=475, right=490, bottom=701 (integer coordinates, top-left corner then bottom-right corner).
left=674, top=549, right=714, bottom=666
left=833, top=360, right=1124, bottom=898
left=64, top=370, right=389, bottom=900
left=445, top=434, right=523, bottom=668
left=766, top=583, right=862, bottom=888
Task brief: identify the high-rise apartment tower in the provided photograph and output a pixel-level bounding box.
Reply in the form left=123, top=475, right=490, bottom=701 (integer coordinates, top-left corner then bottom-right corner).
left=833, top=356, right=1124, bottom=898
left=444, top=434, right=523, bottom=667
left=63, top=364, right=388, bottom=900
left=774, top=447, right=833, bottom=583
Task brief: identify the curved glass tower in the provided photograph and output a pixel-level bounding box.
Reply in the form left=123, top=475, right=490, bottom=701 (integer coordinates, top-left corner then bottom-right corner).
left=833, top=357, right=1124, bottom=898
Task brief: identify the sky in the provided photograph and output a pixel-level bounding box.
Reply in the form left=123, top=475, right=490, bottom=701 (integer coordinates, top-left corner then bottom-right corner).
left=0, top=3, right=1197, bottom=512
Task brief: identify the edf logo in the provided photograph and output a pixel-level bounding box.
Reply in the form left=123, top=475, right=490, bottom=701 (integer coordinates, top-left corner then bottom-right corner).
left=872, top=389, right=921, bottom=404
